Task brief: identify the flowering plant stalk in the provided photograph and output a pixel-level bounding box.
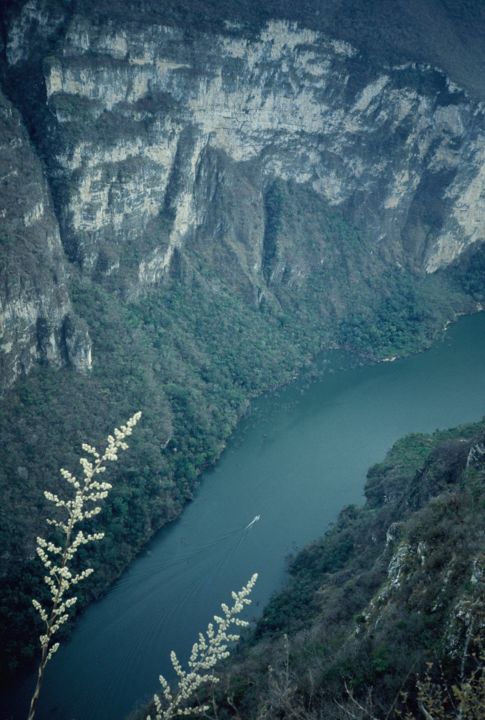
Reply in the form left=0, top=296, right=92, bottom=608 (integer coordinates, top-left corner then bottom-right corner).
left=148, top=573, right=258, bottom=719
left=27, top=412, right=142, bottom=720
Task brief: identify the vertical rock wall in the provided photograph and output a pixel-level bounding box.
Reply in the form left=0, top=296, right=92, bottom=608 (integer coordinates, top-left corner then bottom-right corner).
left=0, top=86, right=91, bottom=391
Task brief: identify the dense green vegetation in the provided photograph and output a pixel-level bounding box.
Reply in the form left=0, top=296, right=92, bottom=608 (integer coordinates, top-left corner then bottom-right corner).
left=253, top=179, right=472, bottom=361
left=449, top=240, right=485, bottom=305
left=210, top=420, right=485, bottom=718
left=0, top=275, right=303, bottom=680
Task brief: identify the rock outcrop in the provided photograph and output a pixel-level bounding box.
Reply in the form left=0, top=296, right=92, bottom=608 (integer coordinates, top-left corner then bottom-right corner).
left=3, top=2, right=485, bottom=296
left=0, top=84, right=91, bottom=391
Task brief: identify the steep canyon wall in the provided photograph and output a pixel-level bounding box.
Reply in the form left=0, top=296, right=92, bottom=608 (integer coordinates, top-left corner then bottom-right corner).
left=1, top=0, right=484, bottom=390
left=0, top=0, right=484, bottom=681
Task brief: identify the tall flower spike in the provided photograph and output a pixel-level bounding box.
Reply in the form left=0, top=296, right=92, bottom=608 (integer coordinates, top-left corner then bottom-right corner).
left=147, top=573, right=258, bottom=720
left=27, top=412, right=141, bottom=720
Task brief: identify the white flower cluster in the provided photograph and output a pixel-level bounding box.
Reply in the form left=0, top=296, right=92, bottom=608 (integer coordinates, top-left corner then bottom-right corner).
left=148, top=573, right=258, bottom=720
left=28, top=413, right=141, bottom=720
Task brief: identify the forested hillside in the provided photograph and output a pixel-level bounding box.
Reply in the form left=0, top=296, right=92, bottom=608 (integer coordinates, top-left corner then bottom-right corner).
left=209, top=420, right=485, bottom=718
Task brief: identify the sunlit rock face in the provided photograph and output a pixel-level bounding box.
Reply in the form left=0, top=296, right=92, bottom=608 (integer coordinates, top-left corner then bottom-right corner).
left=8, top=4, right=484, bottom=282
left=1, top=0, right=484, bottom=381
left=0, top=86, right=92, bottom=392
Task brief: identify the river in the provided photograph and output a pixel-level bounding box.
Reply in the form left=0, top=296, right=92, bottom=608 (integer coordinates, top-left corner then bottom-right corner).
left=5, top=312, right=485, bottom=720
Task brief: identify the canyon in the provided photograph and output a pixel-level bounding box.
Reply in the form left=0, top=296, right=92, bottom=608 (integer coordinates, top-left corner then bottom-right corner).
left=0, top=0, right=484, bottom=700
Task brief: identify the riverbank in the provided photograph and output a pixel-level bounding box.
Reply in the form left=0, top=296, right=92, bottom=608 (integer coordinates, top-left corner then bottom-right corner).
left=212, top=415, right=485, bottom=719
left=0, top=266, right=479, bottom=684
left=5, top=310, right=485, bottom=720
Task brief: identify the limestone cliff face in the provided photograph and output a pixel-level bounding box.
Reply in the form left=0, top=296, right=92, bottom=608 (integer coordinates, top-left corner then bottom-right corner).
left=5, top=3, right=485, bottom=293
left=0, top=84, right=91, bottom=392
left=1, top=0, right=484, bottom=389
